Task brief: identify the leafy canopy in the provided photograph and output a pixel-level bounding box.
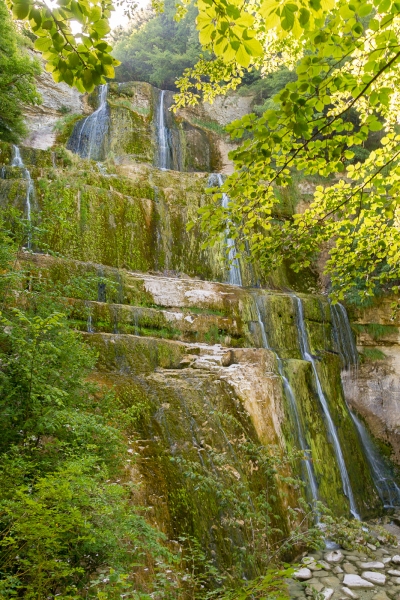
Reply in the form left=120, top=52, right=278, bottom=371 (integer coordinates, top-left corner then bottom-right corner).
left=176, top=0, right=400, bottom=303
left=6, top=0, right=119, bottom=92
left=0, top=0, right=41, bottom=142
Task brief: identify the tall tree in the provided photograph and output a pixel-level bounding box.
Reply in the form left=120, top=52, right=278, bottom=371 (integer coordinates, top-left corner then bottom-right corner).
left=113, top=0, right=201, bottom=90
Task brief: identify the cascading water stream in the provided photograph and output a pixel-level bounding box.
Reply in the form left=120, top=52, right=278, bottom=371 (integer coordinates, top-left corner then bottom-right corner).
left=330, top=301, right=400, bottom=508
left=215, top=173, right=242, bottom=287
left=157, top=90, right=172, bottom=170
left=11, top=145, right=33, bottom=249
left=293, top=295, right=361, bottom=519
left=67, top=84, right=109, bottom=160
left=253, top=295, right=319, bottom=509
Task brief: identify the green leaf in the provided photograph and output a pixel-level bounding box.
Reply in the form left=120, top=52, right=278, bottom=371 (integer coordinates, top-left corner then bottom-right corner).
left=93, top=18, right=110, bottom=36
left=12, top=0, right=30, bottom=20
left=236, top=44, right=251, bottom=68
left=34, top=36, right=52, bottom=52
left=280, top=4, right=296, bottom=30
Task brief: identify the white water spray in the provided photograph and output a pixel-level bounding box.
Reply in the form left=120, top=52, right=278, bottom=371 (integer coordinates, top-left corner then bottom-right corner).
left=253, top=295, right=319, bottom=509
left=68, top=84, right=109, bottom=160
left=157, top=90, right=171, bottom=170
left=331, top=301, right=400, bottom=508
left=216, top=174, right=242, bottom=286
left=294, top=295, right=360, bottom=519
left=11, top=145, right=33, bottom=248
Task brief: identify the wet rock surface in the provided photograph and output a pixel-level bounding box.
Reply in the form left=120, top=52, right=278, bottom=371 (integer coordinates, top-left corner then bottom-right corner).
left=288, top=523, right=400, bottom=599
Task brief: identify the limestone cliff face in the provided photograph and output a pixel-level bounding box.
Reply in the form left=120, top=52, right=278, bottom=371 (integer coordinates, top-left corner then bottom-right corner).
left=23, top=59, right=86, bottom=150
left=345, top=300, right=400, bottom=465
left=2, top=79, right=399, bottom=579
left=22, top=73, right=254, bottom=173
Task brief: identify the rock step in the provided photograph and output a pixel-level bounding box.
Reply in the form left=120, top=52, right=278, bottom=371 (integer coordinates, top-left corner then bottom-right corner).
left=85, top=331, right=280, bottom=376
left=65, top=297, right=248, bottom=347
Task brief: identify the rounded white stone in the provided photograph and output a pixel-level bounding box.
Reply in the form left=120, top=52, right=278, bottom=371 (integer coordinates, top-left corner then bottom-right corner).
left=361, top=571, right=386, bottom=586
left=293, top=567, right=312, bottom=580
left=358, top=561, right=385, bottom=569
left=387, top=569, right=400, bottom=576
left=391, top=555, right=400, bottom=564
left=343, top=574, right=374, bottom=588
left=321, top=588, right=334, bottom=600
left=325, top=550, right=344, bottom=563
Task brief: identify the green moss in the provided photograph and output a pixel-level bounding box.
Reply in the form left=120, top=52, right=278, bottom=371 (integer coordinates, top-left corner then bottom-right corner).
left=105, top=370, right=293, bottom=581
left=54, top=113, right=84, bottom=145
left=353, top=323, right=398, bottom=340
left=360, top=347, right=387, bottom=361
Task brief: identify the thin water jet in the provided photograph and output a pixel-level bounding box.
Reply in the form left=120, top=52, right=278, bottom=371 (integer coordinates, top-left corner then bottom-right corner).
left=330, top=301, right=400, bottom=508
left=67, top=84, right=109, bottom=160
left=11, top=145, right=33, bottom=249
left=213, top=173, right=242, bottom=287
left=253, top=294, right=319, bottom=510
left=293, top=295, right=360, bottom=519
left=156, top=90, right=172, bottom=170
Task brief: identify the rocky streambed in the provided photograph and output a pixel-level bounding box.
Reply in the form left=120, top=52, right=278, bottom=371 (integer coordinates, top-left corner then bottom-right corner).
left=289, top=523, right=400, bottom=599
left=289, top=524, right=400, bottom=600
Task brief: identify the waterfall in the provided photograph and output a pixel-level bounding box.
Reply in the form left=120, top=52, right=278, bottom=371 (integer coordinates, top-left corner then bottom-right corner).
left=11, top=145, right=33, bottom=249
left=293, top=295, right=360, bottom=519
left=253, top=295, right=319, bottom=509
left=330, top=302, right=358, bottom=371
left=157, top=90, right=172, bottom=170
left=330, top=301, right=400, bottom=508
left=67, top=84, right=109, bottom=160
left=215, top=174, right=242, bottom=287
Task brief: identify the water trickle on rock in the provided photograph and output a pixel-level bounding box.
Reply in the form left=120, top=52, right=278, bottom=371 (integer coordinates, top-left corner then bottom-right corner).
left=11, top=145, right=33, bottom=249
left=331, top=301, right=400, bottom=508
left=293, top=295, right=360, bottom=519
left=156, top=90, right=172, bottom=170
left=67, top=84, right=109, bottom=160
left=210, top=173, right=242, bottom=286
left=253, top=294, right=319, bottom=510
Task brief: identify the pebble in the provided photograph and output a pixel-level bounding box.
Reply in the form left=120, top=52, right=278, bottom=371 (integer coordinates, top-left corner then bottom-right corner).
left=367, top=543, right=377, bottom=551
left=387, top=569, right=400, bottom=576
left=343, top=574, right=374, bottom=588
left=373, top=592, right=390, bottom=600
left=293, top=567, right=312, bottom=580
left=393, top=577, right=400, bottom=584
left=321, top=589, right=334, bottom=599
left=343, top=563, right=358, bottom=574
left=325, top=550, right=344, bottom=563
left=305, top=581, right=324, bottom=593
left=361, top=571, right=386, bottom=586
left=341, top=588, right=359, bottom=599
left=391, top=555, right=400, bottom=564
left=333, top=565, right=344, bottom=574
left=358, top=561, right=385, bottom=569
left=322, top=576, right=342, bottom=587
left=383, top=557, right=392, bottom=564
